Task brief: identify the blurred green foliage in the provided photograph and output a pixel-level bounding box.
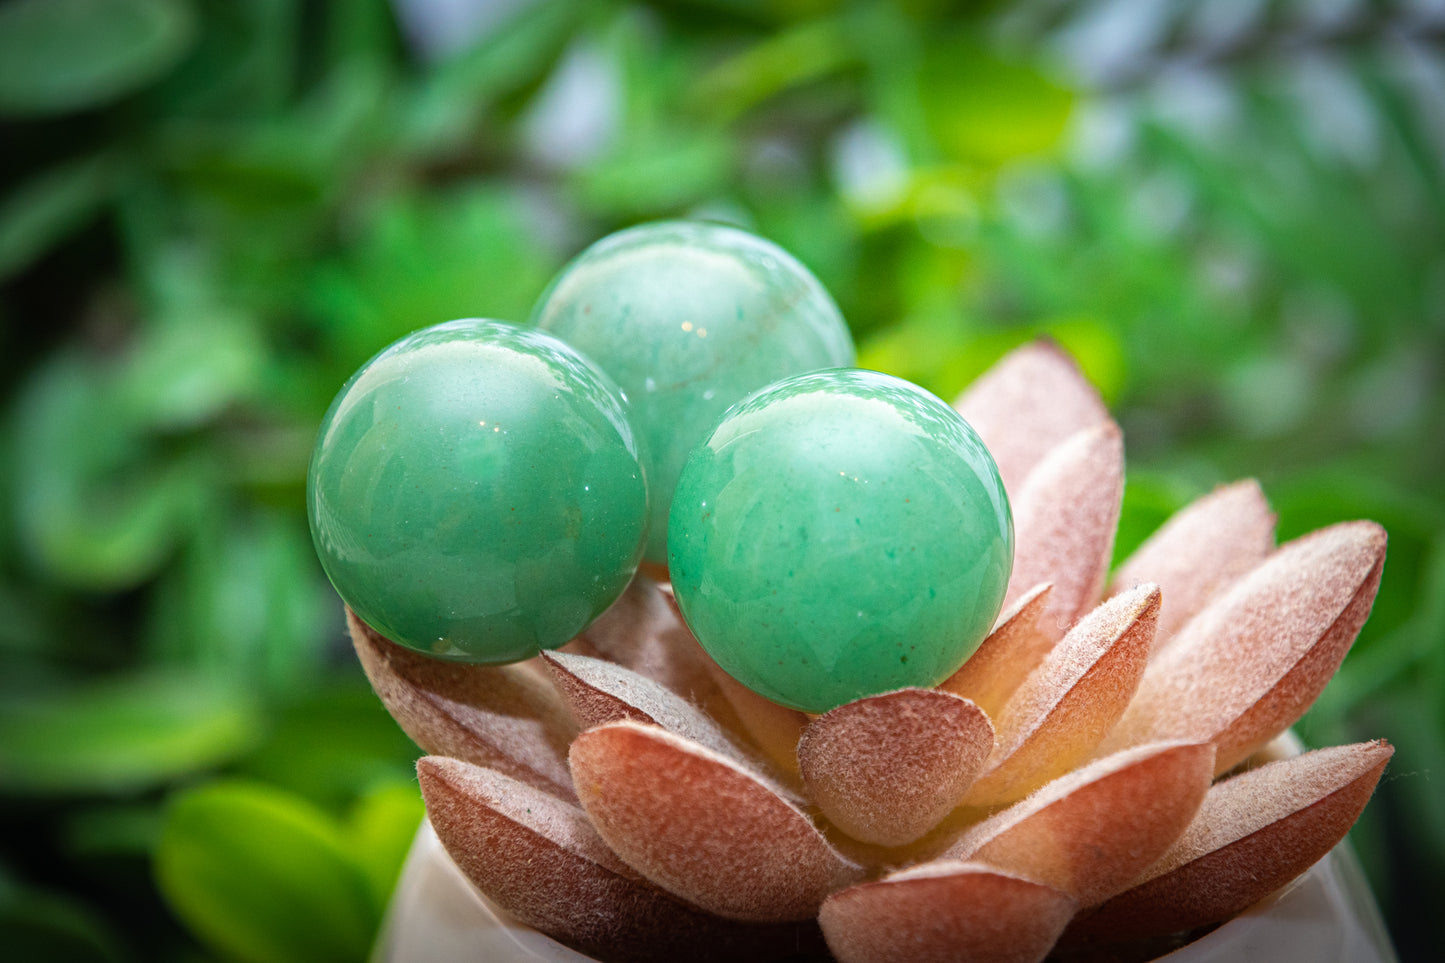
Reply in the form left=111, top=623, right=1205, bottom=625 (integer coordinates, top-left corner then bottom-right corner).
left=1, top=0, right=1441, bottom=960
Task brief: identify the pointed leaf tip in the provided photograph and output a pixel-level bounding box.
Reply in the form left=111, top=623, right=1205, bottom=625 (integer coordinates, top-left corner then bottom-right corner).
left=541, top=650, right=765, bottom=775
left=1102, top=521, right=1387, bottom=772
left=1110, top=479, right=1275, bottom=647
left=954, top=339, right=1109, bottom=498
left=965, top=584, right=1159, bottom=806
left=1006, top=422, right=1124, bottom=637
left=1066, top=740, right=1393, bottom=945
left=940, top=582, right=1053, bottom=718
left=349, top=611, right=575, bottom=798
left=946, top=741, right=1215, bottom=907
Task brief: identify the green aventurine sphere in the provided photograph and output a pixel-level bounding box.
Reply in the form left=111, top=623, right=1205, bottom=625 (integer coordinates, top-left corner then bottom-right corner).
left=307, top=320, right=648, bottom=663
left=533, top=221, right=855, bottom=563
left=668, top=370, right=1013, bottom=713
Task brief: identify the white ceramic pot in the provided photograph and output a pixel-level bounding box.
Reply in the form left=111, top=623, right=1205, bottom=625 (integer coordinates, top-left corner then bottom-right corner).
left=373, top=819, right=1397, bottom=963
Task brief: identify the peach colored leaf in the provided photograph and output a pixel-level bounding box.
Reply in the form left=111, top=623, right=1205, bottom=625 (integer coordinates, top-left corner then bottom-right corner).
left=576, top=575, right=738, bottom=723
left=1065, top=740, right=1393, bottom=945
left=1099, top=521, right=1386, bottom=774
left=541, top=651, right=790, bottom=792
left=417, top=757, right=823, bottom=963
left=953, top=340, right=1109, bottom=498
left=939, top=583, right=1053, bottom=719
left=944, top=742, right=1215, bottom=907
left=1109, top=480, right=1275, bottom=649
left=706, top=660, right=810, bottom=778
left=1006, top=422, right=1124, bottom=638
left=349, top=610, right=576, bottom=799
left=964, top=585, right=1160, bottom=807
left=569, top=721, right=863, bottom=922
left=798, top=689, right=995, bottom=846
left=819, top=861, right=1076, bottom=963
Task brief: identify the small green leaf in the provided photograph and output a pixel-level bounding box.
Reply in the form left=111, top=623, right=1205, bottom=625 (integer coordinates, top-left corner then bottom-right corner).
left=0, top=869, right=122, bottom=963
left=236, top=685, right=420, bottom=811
left=0, top=671, right=261, bottom=794
left=0, top=155, right=117, bottom=281
left=145, top=511, right=333, bottom=694
left=64, top=802, right=166, bottom=860
left=309, top=186, right=561, bottom=369
left=917, top=35, right=1072, bottom=166
left=0, top=0, right=197, bottom=116
left=155, top=781, right=379, bottom=963
left=116, top=313, right=265, bottom=431
left=692, top=17, right=855, bottom=119
left=345, top=781, right=425, bottom=908
left=574, top=129, right=733, bottom=218
left=13, top=353, right=207, bottom=590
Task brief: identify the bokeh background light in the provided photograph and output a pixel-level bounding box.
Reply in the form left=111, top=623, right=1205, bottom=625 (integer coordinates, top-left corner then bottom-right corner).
left=1, top=0, right=1441, bottom=959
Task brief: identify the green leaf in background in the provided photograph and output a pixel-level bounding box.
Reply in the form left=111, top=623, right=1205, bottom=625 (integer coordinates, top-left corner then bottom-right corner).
left=0, top=155, right=120, bottom=282
left=63, top=802, right=166, bottom=862
left=12, top=353, right=208, bottom=591
left=917, top=35, right=1072, bottom=166
left=574, top=128, right=734, bottom=218
left=145, top=510, right=334, bottom=694
left=859, top=312, right=1126, bottom=408
left=155, top=780, right=381, bottom=963
left=344, top=781, right=425, bottom=909
left=692, top=16, right=855, bottom=119
left=308, top=185, right=561, bottom=369
left=0, top=867, right=122, bottom=963
left=0, top=671, right=261, bottom=794
left=236, top=684, right=421, bottom=812
left=0, top=0, right=197, bottom=116
left=115, top=312, right=266, bottom=432
left=397, top=0, right=580, bottom=157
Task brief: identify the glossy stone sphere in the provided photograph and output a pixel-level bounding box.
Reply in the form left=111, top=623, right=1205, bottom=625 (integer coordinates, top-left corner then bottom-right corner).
left=668, top=370, right=1013, bottom=713
left=307, top=320, right=648, bottom=663
left=533, top=221, right=855, bottom=563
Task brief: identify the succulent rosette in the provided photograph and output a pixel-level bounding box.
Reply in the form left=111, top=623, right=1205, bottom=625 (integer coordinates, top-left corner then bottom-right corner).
left=350, top=341, right=1391, bottom=963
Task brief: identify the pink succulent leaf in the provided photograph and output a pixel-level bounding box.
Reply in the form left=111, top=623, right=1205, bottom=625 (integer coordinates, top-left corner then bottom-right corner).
left=953, top=339, right=1110, bottom=499
left=819, top=860, right=1077, bottom=963
left=1064, top=740, right=1393, bottom=947
left=1099, top=521, right=1387, bottom=774
left=541, top=650, right=798, bottom=796
left=797, top=688, right=995, bottom=846
left=569, top=721, right=864, bottom=923
left=1108, top=480, right=1276, bottom=650
left=1006, top=422, right=1125, bottom=638
left=349, top=610, right=577, bottom=799
left=944, top=741, right=1216, bottom=908
left=964, top=584, right=1160, bottom=808
left=576, top=575, right=741, bottom=725
left=417, top=756, right=825, bottom=963
left=939, top=582, right=1053, bottom=719
left=704, top=658, right=811, bottom=778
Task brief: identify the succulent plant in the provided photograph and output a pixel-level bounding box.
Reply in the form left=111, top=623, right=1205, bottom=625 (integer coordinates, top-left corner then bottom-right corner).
left=351, top=340, right=1391, bottom=963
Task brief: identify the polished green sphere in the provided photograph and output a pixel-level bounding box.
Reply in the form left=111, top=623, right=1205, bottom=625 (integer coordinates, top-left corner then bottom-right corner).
left=668, top=370, right=1013, bottom=713
left=533, top=221, right=855, bottom=564
left=307, top=319, right=648, bottom=663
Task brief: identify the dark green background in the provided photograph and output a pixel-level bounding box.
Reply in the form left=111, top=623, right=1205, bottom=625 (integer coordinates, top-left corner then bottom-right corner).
left=1, top=1, right=1441, bottom=960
